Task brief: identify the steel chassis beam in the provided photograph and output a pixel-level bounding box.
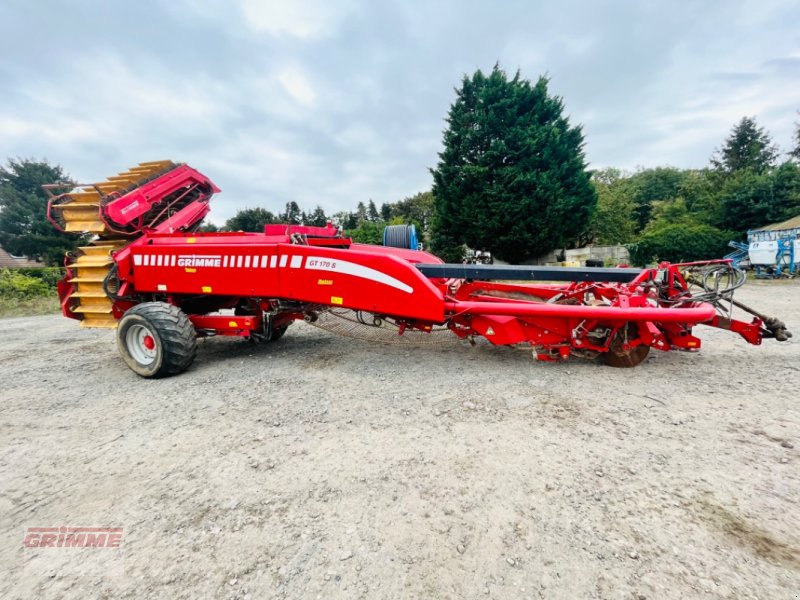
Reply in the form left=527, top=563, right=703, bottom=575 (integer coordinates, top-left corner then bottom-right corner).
left=415, top=263, right=643, bottom=283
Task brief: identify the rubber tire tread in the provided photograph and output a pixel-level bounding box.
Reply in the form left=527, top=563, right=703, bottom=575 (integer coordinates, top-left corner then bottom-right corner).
left=117, top=302, right=197, bottom=378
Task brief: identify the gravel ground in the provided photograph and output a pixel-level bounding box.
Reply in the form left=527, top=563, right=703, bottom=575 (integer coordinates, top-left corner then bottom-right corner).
left=1, top=280, right=798, bottom=599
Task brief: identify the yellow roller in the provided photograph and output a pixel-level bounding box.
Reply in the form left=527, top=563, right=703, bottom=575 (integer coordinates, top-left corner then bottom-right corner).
left=66, top=242, right=127, bottom=328
left=55, top=161, right=177, bottom=328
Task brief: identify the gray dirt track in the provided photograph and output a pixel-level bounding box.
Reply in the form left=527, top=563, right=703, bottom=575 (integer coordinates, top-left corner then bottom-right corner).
left=1, top=280, right=798, bottom=599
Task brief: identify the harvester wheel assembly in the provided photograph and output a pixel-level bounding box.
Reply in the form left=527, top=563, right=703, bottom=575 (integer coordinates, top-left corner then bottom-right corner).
left=117, top=302, right=197, bottom=378
left=602, top=323, right=651, bottom=368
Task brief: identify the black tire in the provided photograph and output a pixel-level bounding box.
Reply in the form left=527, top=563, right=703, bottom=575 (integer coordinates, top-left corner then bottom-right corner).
left=235, top=303, right=287, bottom=342
left=117, top=302, right=197, bottom=378
left=268, top=325, right=288, bottom=341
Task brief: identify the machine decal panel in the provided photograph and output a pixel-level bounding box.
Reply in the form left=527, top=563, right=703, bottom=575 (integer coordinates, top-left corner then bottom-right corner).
left=304, top=256, right=413, bottom=293
left=131, top=251, right=413, bottom=296
left=133, top=254, right=278, bottom=269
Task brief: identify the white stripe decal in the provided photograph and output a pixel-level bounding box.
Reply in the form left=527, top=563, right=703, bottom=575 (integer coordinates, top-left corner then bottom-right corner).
left=290, top=255, right=302, bottom=268
left=260, top=256, right=268, bottom=268
left=279, top=255, right=288, bottom=268
left=270, top=256, right=277, bottom=268
left=156, top=255, right=163, bottom=267
left=244, top=256, right=251, bottom=268
left=223, top=256, right=228, bottom=268
left=143, top=255, right=150, bottom=266
left=171, top=255, right=176, bottom=266
left=133, top=255, right=142, bottom=266
left=237, top=256, right=243, bottom=268
left=304, top=256, right=413, bottom=293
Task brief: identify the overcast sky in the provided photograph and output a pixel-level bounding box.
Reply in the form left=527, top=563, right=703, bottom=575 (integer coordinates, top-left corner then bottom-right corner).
left=1, top=0, right=798, bottom=224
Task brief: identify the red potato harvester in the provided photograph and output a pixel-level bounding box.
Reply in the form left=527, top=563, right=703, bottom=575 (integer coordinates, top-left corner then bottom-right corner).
left=45, top=161, right=791, bottom=378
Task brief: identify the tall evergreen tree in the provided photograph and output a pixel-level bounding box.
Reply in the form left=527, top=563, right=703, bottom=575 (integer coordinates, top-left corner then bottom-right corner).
left=790, top=113, right=800, bottom=162
left=307, top=205, right=328, bottom=227
left=355, top=201, right=367, bottom=224
left=281, top=201, right=302, bottom=224
left=430, top=65, right=596, bottom=263
left=711, top=116, right=779, bottom=174
left=367, top=199, right=380, bottom=222
left=0, top=158, right=79, bottom=265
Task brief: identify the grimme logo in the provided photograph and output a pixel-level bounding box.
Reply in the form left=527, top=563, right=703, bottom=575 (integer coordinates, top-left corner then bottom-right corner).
left=177, top=254, right=221, bottom=267
left=24, top=527, right=123, bottom=548
left=119, top=200, right=140, bottom=215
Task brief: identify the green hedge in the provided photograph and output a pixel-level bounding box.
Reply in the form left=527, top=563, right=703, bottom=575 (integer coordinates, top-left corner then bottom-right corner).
left=15, top=267, right=65, bottom=288
left=629, top=224, right=734, bottom=266
left=0, top=267, right=64, bottom=299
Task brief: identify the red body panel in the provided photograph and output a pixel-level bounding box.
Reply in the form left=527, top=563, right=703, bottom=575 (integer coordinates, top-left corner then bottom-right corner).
left=104, top=164, right=220, bottom=227
left=120, top=233, right=446, bottom=322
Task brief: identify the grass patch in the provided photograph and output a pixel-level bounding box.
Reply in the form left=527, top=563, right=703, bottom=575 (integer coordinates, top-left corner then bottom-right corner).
left=0, top=295, right=61, bottom=318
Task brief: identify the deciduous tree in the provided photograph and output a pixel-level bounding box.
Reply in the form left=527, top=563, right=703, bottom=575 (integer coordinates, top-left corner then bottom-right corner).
left=625, top=167, right=687, bottom=231
left=589, top=169, right=637, bottom=244
left=224, top=207, right=278, bottom=231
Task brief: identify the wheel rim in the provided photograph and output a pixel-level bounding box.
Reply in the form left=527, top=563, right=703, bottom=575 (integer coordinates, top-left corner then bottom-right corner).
left=126, top=324, right=158, bottom=365
left=603, top=323, right=651, bottom=368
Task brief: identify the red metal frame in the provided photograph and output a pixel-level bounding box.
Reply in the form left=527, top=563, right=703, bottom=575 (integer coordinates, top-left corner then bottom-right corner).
left=189, top=315, right=262, bottom=337
left=52, top=163, right=786, bottom=365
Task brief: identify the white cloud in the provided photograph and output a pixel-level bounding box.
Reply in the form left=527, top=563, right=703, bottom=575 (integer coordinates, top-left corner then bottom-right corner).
left=15, top=52, right=232, bottom=137
left=1, top=0, right=799, bottom=219
left=277, top=69, right=316, bottom=107
left=0, top=116, right=101, bottom=145
left=239, top=0, right=354, bottom=39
